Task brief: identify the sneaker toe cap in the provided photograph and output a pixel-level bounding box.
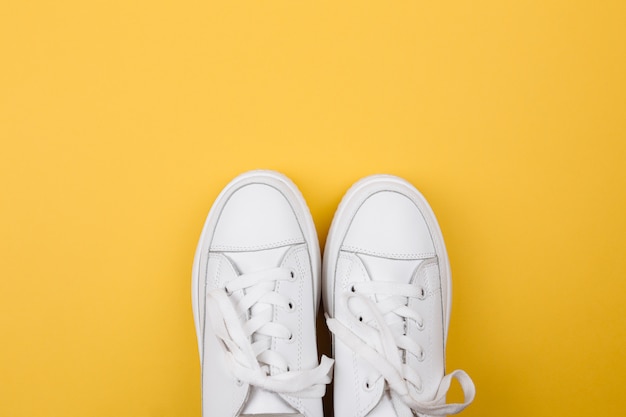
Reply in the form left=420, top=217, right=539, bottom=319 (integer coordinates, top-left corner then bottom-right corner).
left=342, top=190, right=435, bottom=259
left=211, top=183, right=304, bottom=250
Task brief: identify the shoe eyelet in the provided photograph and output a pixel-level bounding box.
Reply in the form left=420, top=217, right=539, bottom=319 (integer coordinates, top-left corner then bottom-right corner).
left=364, top=380, right=374, bottom=391
left=286, top=365, right=291, bottom=372
left=350, top=285, right=356, bottom=293
left=417, top=320, right=425, bottom=331
left=418, top=286, right=426, bottom=300
left=289, top=269, right=296, bottom=281
left=235, top=379, right=243, bottom=386
left=358, top=316, right=363, bottom=322
left=418, top=350, right=425, bottom=362
left=287, top=301, right=295, bottom=312
left=224, top=286, right=232, bottom=295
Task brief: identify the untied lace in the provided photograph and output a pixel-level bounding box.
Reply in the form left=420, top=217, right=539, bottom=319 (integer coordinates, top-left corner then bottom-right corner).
left=206, top=267, right=333, bottom=398
left=326, top=280, right=475, bottom=415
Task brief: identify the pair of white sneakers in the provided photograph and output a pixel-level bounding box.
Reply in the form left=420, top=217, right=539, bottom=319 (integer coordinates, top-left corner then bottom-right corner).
left=192, top=171, right=475, bottom=417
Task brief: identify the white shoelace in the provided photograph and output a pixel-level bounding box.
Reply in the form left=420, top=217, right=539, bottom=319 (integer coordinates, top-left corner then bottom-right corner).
left=206, top=267, right=334, bottom=398
left=326, top=281, right=475, bottom=416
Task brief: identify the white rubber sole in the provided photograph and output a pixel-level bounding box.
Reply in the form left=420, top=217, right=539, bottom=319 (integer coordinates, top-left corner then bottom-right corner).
left=191, top=170, right=321, bottom=359
left=322, top=175, right=452, bottom=346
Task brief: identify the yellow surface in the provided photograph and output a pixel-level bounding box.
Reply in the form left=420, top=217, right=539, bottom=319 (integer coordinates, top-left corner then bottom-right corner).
left=1, top=1, right=625, bottom=416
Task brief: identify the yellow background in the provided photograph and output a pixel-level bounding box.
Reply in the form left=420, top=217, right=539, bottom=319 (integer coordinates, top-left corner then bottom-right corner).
left=1, top=1, right=625, bottom=416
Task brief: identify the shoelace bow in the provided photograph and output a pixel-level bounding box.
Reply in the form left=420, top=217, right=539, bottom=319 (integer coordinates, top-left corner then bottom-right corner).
left=326, top=281, right=475, bottom=416
left=206, top=267, right=333, bottom=398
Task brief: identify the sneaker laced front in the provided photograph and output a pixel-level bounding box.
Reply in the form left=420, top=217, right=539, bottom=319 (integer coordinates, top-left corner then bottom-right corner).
left=206, top=267, right=333, bottom=398
left=326, top=279, right=475, bottom=415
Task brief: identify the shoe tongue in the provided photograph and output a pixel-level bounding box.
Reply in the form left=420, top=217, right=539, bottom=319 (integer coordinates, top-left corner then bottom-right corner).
left=225, top=246, right=291, bottom=274
left=357, top=254, right=423, bottom=284
left=240, top=376, right=298, bottom=415
left=226, top=246, right=298, bottom=415
left=241, top=415, right=304, bottom=417
left=366, top=391, right=403, bottom=417
left=357, top=254, right=424, bottom=345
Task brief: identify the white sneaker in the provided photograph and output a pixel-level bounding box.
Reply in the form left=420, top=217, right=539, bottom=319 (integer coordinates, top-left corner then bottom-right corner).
left=192, top=170, right=333, bottom=417
left=323, top=175, right=475, bottom=417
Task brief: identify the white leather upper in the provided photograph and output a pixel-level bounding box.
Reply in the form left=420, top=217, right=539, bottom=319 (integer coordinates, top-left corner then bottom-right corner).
left=211, top=183, right=304, bottom=251
left=193, top=172, right=328, bottom=417
left=342, top=191, right=435, bottom=259
left=202, top=246, right=323, bottom=417
left=332, top=255, right=446, bottom=417
left=324, top=176, right=472, bottom=417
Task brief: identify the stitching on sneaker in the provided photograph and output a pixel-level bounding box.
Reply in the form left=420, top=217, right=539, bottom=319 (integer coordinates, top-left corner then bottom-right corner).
left=211, top=238, right=304, bottom=252
left=341, top=245, right=436, bottom=260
